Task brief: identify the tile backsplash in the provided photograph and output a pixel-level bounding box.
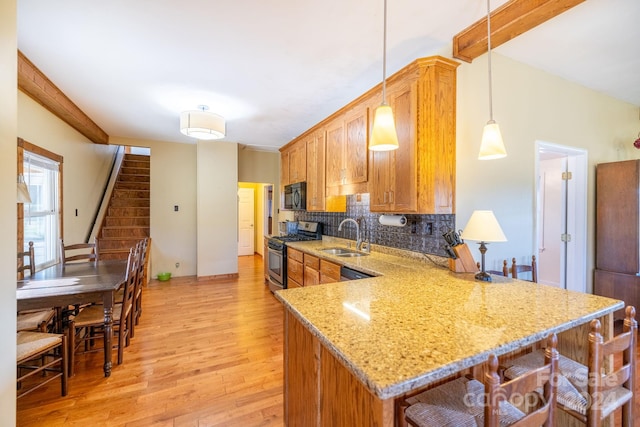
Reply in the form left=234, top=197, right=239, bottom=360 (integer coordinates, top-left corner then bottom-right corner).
left=294, top=194, right=455, bottom=257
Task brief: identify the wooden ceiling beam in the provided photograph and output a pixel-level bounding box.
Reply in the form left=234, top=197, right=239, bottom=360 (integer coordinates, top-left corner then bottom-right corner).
left=18, top=51, right=109, bottom=144
left=453, top=0, right=585, bottom=63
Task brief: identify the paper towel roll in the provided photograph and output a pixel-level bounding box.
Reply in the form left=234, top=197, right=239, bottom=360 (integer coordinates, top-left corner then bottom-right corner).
left=378, top=214, right=407, bottom=227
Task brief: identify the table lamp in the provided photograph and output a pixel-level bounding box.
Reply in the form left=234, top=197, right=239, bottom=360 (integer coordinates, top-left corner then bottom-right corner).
left=461, top=210, right=507, bottom=282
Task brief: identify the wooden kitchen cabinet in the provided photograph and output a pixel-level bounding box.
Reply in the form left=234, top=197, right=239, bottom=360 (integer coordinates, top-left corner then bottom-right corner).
left=594, top=159, right=640, bottom=320
left=325, top=106, right=369, bottom=196
left=280, top=139, right=306, bottom=187
left=303, top=254, right=320, bottom=286
left=287, top=247, right=304, bottom=288
left=305, top=130, right=326, bottom=212
left=320, top=259, right=341, bottom=284
left=370, top=57, right=458, bottom=214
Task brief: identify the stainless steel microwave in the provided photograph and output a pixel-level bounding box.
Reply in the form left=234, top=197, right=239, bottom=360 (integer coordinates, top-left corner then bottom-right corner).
left=284, top=182, right=306, bottom=210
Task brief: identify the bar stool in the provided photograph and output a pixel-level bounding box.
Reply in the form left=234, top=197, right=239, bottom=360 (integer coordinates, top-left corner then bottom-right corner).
left=402, top=334, right=558, bottom=427
left=503, top=306, right=636, bottom=426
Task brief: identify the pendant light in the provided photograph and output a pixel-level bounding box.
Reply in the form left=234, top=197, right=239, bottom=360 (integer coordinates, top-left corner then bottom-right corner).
left=478, top=0, right=507, bottom=160
left=180, top=105, right=226, bottom=140
left=368, top=0, right=399, bottom=152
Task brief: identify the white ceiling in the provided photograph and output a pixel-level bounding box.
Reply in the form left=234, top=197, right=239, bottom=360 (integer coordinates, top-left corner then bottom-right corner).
left=17, top=0, right=640, bottom=151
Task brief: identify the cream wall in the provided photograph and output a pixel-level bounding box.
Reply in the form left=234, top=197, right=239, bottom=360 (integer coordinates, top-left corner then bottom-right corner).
left=111, top=136, right=198, bottom=279
left=1, top=0, right=17, bottom=421
left=455, top=53, right=639, bottom=292
left=197, top=141, right=238, bottom=277
left=18, top=92, right=118, bottom=243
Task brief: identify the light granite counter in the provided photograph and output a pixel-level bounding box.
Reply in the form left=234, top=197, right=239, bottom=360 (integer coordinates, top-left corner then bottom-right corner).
left=275, top=238, right=623, bottom=401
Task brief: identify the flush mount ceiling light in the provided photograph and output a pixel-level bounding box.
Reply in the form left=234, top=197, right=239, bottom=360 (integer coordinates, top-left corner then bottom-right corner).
left=368, top=0, right=399, bottom=152
left=180, top=105, right=225, bottom=140
left=478, top=0, right=507, bottom=160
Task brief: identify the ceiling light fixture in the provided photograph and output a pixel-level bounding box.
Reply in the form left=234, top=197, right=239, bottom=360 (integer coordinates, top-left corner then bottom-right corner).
left=478, top=0, right=507, bottom=160
left=368, top=0, right=399, bottom=152
left=180, top=105, right=225, bottom=140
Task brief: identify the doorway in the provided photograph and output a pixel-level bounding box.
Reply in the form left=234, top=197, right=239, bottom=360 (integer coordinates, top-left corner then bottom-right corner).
left=238, top=183, right=274, bottom=257
left=238, top=187, right=255, bottom=256
left=535, top=142, right=587, bottom=292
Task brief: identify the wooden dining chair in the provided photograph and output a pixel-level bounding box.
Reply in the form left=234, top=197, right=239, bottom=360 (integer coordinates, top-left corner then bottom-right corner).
left=68, top=246, right=138, bottom=376
left=510, top=256, right=537, bottom=282
left=17, top=331, right=68, bottom=398
left=132, top=237, right=150, bottom=336
left=17, top=241, right=35, bottom=280
left=60, top=237, right=99, bottom=264
left=402, top=334, right=559, bottom=427
left=17, top=241, right=57, bottom=333
left=503, top=306, right=636, bottom=426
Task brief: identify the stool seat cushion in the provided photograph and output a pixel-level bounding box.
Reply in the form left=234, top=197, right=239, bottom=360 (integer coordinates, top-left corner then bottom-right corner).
left=405, top=377, right=525, bottom=427
left=17, top=331, right=62, bottom=363
left=504, top=349, right=633, bottom=418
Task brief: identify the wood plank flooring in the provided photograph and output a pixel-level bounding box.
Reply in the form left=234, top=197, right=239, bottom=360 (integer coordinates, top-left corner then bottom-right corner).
left=17, top=255, right=284, bottom=426
left=16, top=254, right=640, bottom=426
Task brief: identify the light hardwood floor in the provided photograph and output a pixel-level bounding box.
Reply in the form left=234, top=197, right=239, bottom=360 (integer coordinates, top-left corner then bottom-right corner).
left=17, top=255, right=284, bottom=426
left=16, top=255, right=640, bottom=426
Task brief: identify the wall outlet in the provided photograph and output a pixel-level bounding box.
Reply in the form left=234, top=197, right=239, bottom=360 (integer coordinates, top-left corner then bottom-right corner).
left=175, top=262, right=180, bottom=268
left=426, top=222, right=433, bottom=235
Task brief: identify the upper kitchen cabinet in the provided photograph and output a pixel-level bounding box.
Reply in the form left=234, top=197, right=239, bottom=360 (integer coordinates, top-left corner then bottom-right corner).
left=325, top=106, right=369, bottom=196
left=370, top=56, right=458, bottom=214
left=305, top=129, right=326, bottom=212
left=280, top=139, right=306, bottom=186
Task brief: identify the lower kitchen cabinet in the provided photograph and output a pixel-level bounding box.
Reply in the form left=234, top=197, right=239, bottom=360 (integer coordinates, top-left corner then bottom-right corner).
left=320, top=259, right=341, bottom=284
left=288, top=248, right=304, bottom=289
left=304, top=254, right=320, bottom=286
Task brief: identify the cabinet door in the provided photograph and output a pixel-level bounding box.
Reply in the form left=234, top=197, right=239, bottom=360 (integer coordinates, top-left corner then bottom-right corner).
left=325, top=117, right=344, bottom=188
left=304, top=265, right=320, bottom=287
left=320, top=259, right=341, bottom=284
left=306, top=131, right=326, bottom=211
left=344, top=107, right=368, bottom=185
left=388, top=81, right=417, bottom=212
left=288, top=259, right=304, bottom=286
left=370, top=149, right=391, bottom=211
left=280, top=150, right=290, bottom=187
left=289, top=141, right=307, bottom=184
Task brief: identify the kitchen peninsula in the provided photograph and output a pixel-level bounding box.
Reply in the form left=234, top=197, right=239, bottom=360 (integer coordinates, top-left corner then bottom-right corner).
left=274, top=240, right=623, bottom=426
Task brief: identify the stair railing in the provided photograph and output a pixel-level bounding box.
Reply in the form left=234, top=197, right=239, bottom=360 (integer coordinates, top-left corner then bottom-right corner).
left=86, top=145, right=126, bottom=243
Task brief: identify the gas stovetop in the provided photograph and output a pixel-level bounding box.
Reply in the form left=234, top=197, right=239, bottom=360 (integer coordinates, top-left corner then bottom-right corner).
left=274, top=234, right=317, bottom=242
left=268, top=221, right=323, bottom=248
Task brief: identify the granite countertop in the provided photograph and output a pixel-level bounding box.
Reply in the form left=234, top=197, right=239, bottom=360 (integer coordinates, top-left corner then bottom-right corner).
left=275, top=239, right=624, bottom=400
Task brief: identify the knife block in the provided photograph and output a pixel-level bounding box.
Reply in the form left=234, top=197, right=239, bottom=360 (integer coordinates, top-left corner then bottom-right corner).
left=448, top=243, right=477, bottom=273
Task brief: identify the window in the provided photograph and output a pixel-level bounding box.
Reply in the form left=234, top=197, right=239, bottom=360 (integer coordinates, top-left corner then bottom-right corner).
left=23, top=150, right=61, bottom=270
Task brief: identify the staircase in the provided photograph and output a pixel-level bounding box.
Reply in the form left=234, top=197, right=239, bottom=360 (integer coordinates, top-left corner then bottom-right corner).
left=98, top=153, right=150, bottom=260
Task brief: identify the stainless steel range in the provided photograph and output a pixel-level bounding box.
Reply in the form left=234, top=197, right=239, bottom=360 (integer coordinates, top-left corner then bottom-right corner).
left=266, top=221, right=323, bottom=293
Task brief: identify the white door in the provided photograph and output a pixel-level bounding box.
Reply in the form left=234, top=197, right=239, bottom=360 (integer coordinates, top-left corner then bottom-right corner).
left=238, top=187, right=255, bottom=256
left=536, top=142, right=587, bottom=292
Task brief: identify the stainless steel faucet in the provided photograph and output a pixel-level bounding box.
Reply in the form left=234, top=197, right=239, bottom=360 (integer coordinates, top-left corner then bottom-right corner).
left=338, top=218, right=362, bottom=250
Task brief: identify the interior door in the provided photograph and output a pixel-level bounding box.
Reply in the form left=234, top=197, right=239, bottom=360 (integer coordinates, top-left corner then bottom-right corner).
left=238, top=187, right=255, bottom=256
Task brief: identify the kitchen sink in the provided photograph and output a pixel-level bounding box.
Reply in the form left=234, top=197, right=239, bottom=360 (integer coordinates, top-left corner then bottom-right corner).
left=320, top=247, right=369, bottom=257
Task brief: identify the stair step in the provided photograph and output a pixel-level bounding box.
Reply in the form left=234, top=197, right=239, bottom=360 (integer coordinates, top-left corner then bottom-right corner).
left=99, top=237, right=146, bottom=250
left=104, top=217, right=150, bottom=227
left=101, top=226, right=149, bottom=238
left=108, top=207, right=149, bottom=217
left=120, top=167, right=150, bottom=176
left=112, top=189, right=150, bottom=199
left=115, top=182, right=150, bottom=190
left=99, top=250, right=132, bottom=261
left=123, top=154, right=150, bottom=162
left=122, top=160, right=150, bottom=169
left=109, top=198, right=150, bottom=208
left=118, top=174, right=150, bottom=183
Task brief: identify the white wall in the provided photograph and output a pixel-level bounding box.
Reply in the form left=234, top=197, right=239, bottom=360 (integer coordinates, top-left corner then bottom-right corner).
left=456, top=53, right=639, bottom=293
left=18, top=93, right=118, bottom=243
left=197, top=141, right=238, bottom=277
left=1, top=0, right=17, bottom=421
left=111, top=136, right=197, bottom=279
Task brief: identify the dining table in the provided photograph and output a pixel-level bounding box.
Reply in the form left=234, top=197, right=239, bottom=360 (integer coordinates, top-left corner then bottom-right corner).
left=16, top=260, right=128, bottom=377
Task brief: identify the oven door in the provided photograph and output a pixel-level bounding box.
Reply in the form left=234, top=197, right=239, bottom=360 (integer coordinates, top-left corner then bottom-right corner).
left=267, top=246, right=285, bottom=292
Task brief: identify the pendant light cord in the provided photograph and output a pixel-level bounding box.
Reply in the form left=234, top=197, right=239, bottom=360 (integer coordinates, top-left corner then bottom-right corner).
left=381, top=0, right=388, bottom=105
left=487, top=0, right=494, bottom=122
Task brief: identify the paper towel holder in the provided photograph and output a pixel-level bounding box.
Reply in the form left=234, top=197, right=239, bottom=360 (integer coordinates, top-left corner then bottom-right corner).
left=378, top=214, right=407, bottom=227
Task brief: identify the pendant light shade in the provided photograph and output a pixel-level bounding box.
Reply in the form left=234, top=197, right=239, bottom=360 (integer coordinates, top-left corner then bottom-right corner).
left=479, top=120, right=506, bottom=160
left=478, top=0, right=506, bottom=160
left=17, top=174, right=31, bottom=204
left=180, top=105, right=225, bottom=140
left=368, top=0, right=399, bottom=152
left=369, top=104, right=400, bottom=151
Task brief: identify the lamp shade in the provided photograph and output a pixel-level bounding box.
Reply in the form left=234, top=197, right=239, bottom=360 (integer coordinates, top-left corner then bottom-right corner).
left=461, top=210, right=507, bottom=243
left=17, top=175, right=31, bottom=204
left=478, top=120, right=506, bottom=160
left=180, top=110, right=225, bottom=140
left=369, top=104, right=399, bottom=151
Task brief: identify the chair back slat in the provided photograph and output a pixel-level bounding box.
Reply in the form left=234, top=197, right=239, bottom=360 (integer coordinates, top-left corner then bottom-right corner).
left=18, top=241, right=36, bottom=279
left=60, top=238, right=99, bottom=264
